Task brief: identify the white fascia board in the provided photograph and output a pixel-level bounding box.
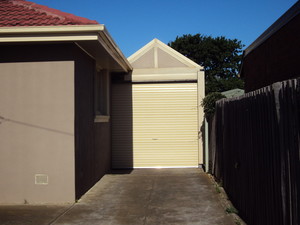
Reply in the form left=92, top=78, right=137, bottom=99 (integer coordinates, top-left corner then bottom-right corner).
left=128, top=38, right=203, bottom=70
left=154, top=39, right=203, bottom=69
left=0, top=24, right=132, bottom=72
left=0, top=34, right=98, bottom=42
left=99, top=27, right=132, bottom=71
left=0, top=25, right=105, bottom=34
left=127, top=38, right=156, bottom=62
left=0, top=25, right=101, bottom=42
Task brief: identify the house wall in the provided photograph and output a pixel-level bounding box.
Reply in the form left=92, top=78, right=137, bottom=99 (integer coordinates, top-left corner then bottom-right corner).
left=94, top=122, right=111, bottom=180
left=74, top=50, right=112, bottom=199
left=0, top=61, right=75, bottom=204
left=242, top=13, right=300, bottom=92
left=0, top=43, right=112, bottom=203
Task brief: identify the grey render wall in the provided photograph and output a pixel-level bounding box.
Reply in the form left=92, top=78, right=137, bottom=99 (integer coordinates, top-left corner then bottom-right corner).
left=0, top=61, right=75, bottom=204
left=0, top=43, right=112, bottom=203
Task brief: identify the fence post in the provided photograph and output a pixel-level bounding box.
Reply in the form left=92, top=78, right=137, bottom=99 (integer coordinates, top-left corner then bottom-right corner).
left=204, top=118, right=209, bottom=172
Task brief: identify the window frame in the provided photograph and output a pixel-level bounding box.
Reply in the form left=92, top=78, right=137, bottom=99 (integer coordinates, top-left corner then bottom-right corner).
left=94, top=69, right=110, bottom=123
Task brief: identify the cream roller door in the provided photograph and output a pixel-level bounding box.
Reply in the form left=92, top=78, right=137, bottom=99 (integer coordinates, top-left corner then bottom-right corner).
left=112, top=83, right=199, bottom=168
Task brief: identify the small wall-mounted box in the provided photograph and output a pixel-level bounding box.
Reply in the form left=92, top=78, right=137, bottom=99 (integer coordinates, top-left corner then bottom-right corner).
left=35, top=174, right=49, bottom=185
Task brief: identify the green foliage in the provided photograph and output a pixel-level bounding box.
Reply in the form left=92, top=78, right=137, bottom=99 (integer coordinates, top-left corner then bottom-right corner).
left=235, top=219, right=242, bottom=225
left=206, top=77, right=244, bottom=94
left=215, top=184, right=221, bottom=194
left=226, top=206, right=239, bottom=214
left=201, top=92, right=226, bottom=119
left=168, top=34, right=244, bottom=94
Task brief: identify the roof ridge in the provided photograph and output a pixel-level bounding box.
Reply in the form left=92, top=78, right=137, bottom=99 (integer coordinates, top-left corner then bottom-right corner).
left=10, top=0, right=99, bottom=25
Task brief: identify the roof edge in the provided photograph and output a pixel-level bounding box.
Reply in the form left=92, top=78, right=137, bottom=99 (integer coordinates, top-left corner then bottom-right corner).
left=155, top=39, right=202, bottom=69
left=128, top=38, right=203, bottom=69
left=0, top=24, right=105, bottom=34
left=0, top=24, right=132, bottom=72
left=244, top=1, right=300, bottom=57
left=127, top=38, right=157, bottom=62
left=101, top=27, right=132, bottom=71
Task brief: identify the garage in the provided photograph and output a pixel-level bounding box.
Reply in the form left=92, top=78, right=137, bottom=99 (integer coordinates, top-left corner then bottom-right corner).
left=111, top=39, right=205, bottom=168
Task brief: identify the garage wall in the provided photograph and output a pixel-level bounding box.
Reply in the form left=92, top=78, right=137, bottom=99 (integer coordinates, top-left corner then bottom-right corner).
left=112, top=39, right=204, bottom=169
left=112, top=82, right=199, bottom=168
left=0, top=61, right=75, bottom=204
left=111, top=83, right=133, bottom=168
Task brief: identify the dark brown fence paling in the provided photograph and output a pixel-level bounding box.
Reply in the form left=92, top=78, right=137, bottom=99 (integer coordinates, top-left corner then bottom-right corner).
left=210, top=78, right=300, bottom=225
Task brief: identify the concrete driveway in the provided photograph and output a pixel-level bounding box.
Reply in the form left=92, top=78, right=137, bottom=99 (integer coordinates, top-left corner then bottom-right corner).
left=0, top=169, right=236, bottom=225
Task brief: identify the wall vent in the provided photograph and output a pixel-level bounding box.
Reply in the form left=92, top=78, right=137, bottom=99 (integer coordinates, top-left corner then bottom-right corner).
left=35, top=174, right=49, bottom=185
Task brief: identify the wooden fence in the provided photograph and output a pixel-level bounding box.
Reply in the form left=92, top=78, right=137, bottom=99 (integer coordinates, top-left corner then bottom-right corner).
left=209, top=78, right=300, bottom=225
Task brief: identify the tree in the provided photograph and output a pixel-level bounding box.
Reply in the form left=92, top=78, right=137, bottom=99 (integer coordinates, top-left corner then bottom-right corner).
left=201, top=92, right=226, bottom=120
left=168, top=34, right=244, bottom=94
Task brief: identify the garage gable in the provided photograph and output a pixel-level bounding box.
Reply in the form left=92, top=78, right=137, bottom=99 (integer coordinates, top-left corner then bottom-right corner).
left=128, top=38, right=201, bottom=69
left=125, top=39, right=203, bottom=83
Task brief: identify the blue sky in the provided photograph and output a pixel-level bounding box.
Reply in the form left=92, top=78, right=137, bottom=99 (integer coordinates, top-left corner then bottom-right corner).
left=33, top=0, right=298, bottom=57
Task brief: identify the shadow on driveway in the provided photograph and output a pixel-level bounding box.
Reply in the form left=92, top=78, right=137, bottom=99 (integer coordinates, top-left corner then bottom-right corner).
left=0, top=169, right=236, bottom=225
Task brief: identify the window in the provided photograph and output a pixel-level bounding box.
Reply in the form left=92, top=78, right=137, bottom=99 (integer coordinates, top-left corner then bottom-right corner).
left=94, top=69, right=110, bottom=122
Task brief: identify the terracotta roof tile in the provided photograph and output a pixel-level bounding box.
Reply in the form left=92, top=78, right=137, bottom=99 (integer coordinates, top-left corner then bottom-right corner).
left=0, top=0, right=99, bottom=27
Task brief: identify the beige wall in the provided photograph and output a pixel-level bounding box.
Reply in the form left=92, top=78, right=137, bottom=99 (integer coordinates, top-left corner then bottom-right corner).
left=0, top=61, right=75, bottom=204
left=121, top=39, right=205, bottom=168
left=112, top=83, right=199, bottom=168
left=197, top=70, right=205, bottom=164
